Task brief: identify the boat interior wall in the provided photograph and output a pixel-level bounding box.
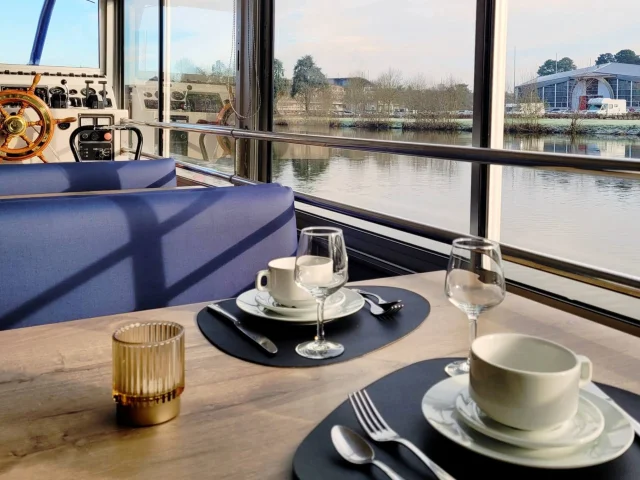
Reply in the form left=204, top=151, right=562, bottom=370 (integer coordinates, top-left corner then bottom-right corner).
left=0, top=158, right=176, bottom=196
left=0, top=183, right=297, bottom=329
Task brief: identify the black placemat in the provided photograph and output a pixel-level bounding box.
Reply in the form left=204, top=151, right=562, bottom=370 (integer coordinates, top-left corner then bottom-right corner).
left=293, top=358, right=640, bottom=479
left=196, top=286, right=430, bottom=367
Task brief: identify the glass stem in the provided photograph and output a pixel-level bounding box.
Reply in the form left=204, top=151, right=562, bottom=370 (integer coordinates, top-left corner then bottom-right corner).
left=466, top=315, right=478, bottom=366
left=315, top=297, right=326, bottom=344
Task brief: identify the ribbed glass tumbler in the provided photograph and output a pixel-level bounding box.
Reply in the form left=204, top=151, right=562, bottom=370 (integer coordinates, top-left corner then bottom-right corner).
left=112, top=322, right=185, bottom=426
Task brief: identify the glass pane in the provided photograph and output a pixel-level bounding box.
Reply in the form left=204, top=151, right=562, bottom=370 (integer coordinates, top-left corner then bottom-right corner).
left=503, top=0, right=640, bottom=317
left=274, top=0, right=476, bottom=232
left=273, top=139, right=471, bottom=236
left=167, top=0, right=235, bottom=172
left=125, top=0, right=160, bottom=155
left=1, top=0, right=99, bottom=68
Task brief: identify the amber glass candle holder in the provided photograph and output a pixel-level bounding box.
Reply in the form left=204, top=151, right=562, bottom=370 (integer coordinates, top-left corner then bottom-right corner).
left=112, top=322, right=185, bottom=426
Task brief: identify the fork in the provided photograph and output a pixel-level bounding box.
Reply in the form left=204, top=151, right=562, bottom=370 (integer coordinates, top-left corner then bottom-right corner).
left=361, top=297, right=404, bottom=317
left=349, top=389, right=455, bottom=480
left=351, top=288, right=402, bottom=310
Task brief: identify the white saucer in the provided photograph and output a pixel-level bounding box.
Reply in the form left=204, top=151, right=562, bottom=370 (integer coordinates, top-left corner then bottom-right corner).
left=254, top=290, right=346, bottom=316
left=421, top=375, right=634, bottom=469
left=455, top=387, right=605, bottom=449
left=236, top=287, right=364, bottom=323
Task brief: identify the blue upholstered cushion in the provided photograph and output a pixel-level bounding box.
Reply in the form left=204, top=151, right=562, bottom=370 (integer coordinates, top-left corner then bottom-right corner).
left=0, top=158, right=176, bottom=196
left=0, top=184, right=297, bottom=329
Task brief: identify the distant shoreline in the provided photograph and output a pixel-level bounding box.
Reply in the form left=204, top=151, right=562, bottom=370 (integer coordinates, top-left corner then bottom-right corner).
left=274, top=116, right=640, bottom=136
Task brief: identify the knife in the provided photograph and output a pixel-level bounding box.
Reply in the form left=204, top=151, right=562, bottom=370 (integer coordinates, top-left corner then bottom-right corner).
left=583, top=382, right=640, bottom=437
left=207, top=303, right=278, bottom=355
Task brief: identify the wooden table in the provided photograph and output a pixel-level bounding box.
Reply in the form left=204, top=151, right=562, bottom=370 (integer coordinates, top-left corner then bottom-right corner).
left=0, top=272, right=638, bottom=479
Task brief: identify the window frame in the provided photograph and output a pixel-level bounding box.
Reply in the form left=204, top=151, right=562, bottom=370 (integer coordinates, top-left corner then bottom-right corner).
left=120, top=0, right=640, bottom=334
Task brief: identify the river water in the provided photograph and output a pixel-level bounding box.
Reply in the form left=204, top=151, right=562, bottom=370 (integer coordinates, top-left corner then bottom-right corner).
left=271, top=126, right=640, bottom=317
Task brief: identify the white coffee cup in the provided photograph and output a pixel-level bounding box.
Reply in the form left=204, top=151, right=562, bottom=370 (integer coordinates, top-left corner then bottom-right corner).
left=255, top=256, right=332, bottom=308
left=469, top=333, right=592, bottom=431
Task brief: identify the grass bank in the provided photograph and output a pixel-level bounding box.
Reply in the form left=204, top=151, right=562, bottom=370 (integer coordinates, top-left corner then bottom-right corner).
left=274, top=115, right=640, bottom=137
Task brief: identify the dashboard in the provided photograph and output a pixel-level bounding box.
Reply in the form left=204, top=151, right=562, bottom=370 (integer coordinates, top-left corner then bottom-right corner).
left=0, top=85, right=49, bottom=106
left=0, top=71, right=115, bottom=110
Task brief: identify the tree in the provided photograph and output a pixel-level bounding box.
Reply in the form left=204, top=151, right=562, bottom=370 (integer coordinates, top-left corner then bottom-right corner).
left=343, top=73, right=371, bottom=114
left=537, top=60, right=557, bottom=76
left=291, top=55, right=327, bottom=112
left=212, top=60, right=231, bottom=76
left=595, top=53, right=615, bottom=65
left=614, top=49, right=640, bottom=65
left=537, top=57, right=576, bottom=76
left=273, top=58, right=287, bottom=113
left=404, top=74, right=430, bottom=115
left=374, top=68, right=403, bottom=114
left=557, top=57, right=577, bottom=72
left=172, top=57, right=198, bottom=81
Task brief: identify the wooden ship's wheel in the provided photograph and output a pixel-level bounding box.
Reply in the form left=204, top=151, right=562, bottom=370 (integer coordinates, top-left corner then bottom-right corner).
left=0, top=74, right=76, bottom=163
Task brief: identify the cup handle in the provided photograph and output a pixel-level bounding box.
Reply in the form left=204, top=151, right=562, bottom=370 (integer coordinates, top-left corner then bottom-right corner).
left=576, top=355, right=592, bottom=387
left=255, top=270, right=270, bottom=292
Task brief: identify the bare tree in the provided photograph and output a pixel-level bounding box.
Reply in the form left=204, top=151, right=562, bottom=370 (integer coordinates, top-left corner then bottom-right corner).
left=343, top=72, right=371, bottom=114
left=510, top=73, right=546, bottom=132
left=566, top=80, right=585, bottom=137
left=404, top=74, right=430, bottom=115
left=374, top=68, right=403, bottom=114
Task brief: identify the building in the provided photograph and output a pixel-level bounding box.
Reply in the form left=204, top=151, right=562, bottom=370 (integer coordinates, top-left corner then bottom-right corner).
left=516, top=63, right=640, bottom=111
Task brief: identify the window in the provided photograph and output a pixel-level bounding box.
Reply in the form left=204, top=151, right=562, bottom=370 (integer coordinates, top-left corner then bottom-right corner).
left=125, top=0, right=160, bottom=154
left=503, top=0, right=640, bottom=318
left=586, top=78, right=599, bottom=96
left=274, top=0, right=476, bottom=233
left=124, top=0, right=236, bottom=171
left=167, top=1, right=235, bottom=170
left=0, top=0, right=99, bottom=68
left=632, top=81, right=640, bottom=108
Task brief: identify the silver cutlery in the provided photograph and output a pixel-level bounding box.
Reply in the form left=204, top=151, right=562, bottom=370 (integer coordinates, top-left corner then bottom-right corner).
left=361, top=297, right=392, bottom=316
left=583, top=382, right=640, bottom=437
left=351, top=290, right=404, bottom=317
left=331, top=425, right=405, bottom=480
left=351, top=288, right=402, bottom=310
left=349, top=389, right=455, bottom=480
left=207, top=303, right=278, bottom=354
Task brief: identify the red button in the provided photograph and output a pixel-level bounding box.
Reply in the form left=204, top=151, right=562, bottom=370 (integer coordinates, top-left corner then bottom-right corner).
left=103, top=132, right=112, bottom=141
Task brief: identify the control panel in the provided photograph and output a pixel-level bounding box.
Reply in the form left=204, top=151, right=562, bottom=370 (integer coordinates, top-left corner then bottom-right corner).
left=76, top=116, right=115, bottom=161
left=0, top=66, right=129, bottom=163
left=78, top=129, right=113, bottom=161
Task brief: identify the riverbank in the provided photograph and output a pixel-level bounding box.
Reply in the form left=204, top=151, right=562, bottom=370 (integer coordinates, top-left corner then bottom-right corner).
left=274, top=116, right=640, bottom=136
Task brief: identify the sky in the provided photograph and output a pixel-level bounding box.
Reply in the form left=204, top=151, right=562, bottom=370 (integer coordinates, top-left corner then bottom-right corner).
left=2, top=0, right=639, bottom=90
left=1, top=0, right=99, bottom=68
left=274, top=0, right=640, bottom=88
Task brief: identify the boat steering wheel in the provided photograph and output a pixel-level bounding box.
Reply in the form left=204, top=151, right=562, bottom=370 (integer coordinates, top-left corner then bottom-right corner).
left=0, top=74, right=77, bottom=163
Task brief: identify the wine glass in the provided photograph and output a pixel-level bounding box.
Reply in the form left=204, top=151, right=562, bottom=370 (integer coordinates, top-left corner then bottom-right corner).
left=294, top=227, right=348, bottom=359
left=444, top=237, right=506, bottom=376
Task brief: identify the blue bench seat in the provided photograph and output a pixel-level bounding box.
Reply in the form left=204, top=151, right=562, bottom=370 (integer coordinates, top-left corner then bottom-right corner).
left=0, top=158, right=176, bottom=196
left=0, top=183, right=296, bottom=329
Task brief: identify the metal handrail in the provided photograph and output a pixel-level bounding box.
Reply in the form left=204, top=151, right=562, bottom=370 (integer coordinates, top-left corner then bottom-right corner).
left=123, top=118, right=640, bottom=172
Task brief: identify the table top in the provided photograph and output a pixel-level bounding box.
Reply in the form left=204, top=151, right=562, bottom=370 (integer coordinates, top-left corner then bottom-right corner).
left=0, top=271, right=638, bottom=479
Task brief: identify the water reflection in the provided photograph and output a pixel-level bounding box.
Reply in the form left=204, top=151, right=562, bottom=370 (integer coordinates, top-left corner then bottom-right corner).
left=273, top=125, right=640, bottom=280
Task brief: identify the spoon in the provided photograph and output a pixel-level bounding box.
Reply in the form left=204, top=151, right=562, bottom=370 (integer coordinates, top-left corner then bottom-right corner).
left=331, top=425, right=406, bottom=480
